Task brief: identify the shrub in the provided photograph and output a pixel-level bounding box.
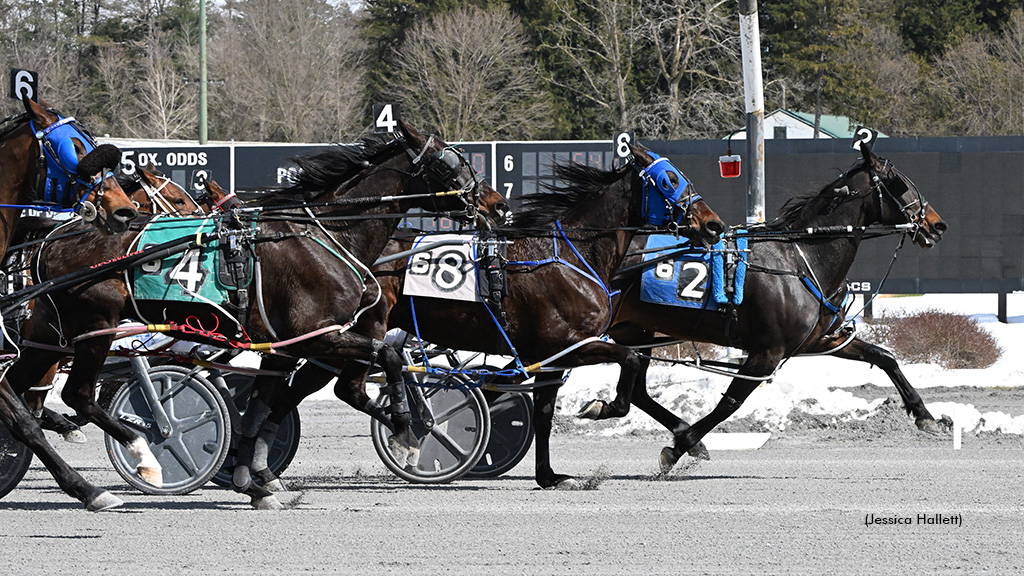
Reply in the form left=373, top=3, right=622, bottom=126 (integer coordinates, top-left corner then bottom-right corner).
left=867, top=308, right=1002, bottom=369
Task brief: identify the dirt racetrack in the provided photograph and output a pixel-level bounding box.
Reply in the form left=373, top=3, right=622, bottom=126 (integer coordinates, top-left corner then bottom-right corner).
left=1, top=388, right=1022, bottom=575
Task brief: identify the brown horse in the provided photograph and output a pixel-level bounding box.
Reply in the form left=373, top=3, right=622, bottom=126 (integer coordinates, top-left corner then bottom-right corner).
left=0, top=97, right=137, bottom=510
left=4, top=121, right=508, bottom=508
left=16, top=167, right=204, bottom=442
left=599, top=144, right=948, bottom=472
left=252, top=144, right=726, bottom=489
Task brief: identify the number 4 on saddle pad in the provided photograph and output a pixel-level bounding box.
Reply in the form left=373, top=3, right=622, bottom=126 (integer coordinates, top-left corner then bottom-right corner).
left=639, top=234, right=747, bottom=310
left=132, top=217, right=253, bottom=304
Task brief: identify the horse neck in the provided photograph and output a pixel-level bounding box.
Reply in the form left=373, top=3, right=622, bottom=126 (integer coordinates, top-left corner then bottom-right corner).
left=0, top=124, right=42, bottom=258
left=550, top=175, right=640, bottom=282
left=313, top=169, right=413, bottom=266
left=786, top=187, right=876, bottom=294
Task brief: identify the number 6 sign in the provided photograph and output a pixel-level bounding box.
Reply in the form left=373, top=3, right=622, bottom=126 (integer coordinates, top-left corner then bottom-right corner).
left=9, top=68, right=38, bottom=102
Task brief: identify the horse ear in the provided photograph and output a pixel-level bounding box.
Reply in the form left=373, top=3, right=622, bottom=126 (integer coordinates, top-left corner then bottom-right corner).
left=23, top=96, right=58, bottom=128
left=397, top=119, right=425, bottom=144
left=859, top=142, right=881, bottom=169
left=630, top=144, right=654, bottom=166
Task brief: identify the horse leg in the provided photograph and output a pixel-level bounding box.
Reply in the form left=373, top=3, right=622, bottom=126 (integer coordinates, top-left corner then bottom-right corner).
left=569, top=342, right=642, bottom=419
left=50, top=340, right=165, bottom=487
left=0, top=378, right=121, bottom=511
left=24, top=363, right=87, bottom=444
left=231, top=357, right=295, bottom=509
left=531, top=377, right=578, bottom=489
left=811, top=335, right=940, bottom=434
left=626, top=354, right=711, bottom=467
left=660, top=350, right=779, bottom=472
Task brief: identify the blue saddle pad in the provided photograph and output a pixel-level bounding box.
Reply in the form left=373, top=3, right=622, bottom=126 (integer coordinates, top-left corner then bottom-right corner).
left=639, top=235, right=747, bottom=309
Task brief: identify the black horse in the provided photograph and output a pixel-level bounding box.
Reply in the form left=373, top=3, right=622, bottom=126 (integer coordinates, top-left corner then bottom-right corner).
left=0, top=96, right=137, bottom=510
left=4, top=121, right=507, bottom=508
left=253, top=144, right=726, bottom=489
left=593, top=144, right=948, bottom=472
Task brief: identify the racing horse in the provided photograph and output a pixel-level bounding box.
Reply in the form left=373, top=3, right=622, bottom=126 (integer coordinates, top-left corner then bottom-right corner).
left=0, top=96, right=138, bottom=510
left=2, top=121, right=508, bottom=508
left=254, top=143, right=726, bottom=489
left=13, top=167, right=204, bottom=442
left=595, top=143, right=948, bottom=472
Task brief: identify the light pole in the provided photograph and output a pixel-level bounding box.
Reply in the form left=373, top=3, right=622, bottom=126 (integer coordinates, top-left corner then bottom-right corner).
left=199, top=0, right=208, bottom=144
left=739, top=0, right=765, bottom=224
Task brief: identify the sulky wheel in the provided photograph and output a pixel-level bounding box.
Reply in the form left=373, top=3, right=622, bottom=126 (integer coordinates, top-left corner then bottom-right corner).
left=465, top=390, right=534, bottom=478
left=0, top=423, right=32, bottom=500
left=104, top=365, right=231, bottom=495
left=370, top=379, right=491, bottom=484
left=210, top=373, right=301, bottom=488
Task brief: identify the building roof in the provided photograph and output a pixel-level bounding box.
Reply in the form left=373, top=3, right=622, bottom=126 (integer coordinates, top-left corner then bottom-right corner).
left=728, top=110, right=888, bottom=139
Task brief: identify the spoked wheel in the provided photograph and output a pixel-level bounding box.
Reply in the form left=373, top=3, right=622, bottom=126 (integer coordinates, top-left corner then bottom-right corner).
left=466, top=390, right=534, bottom=478
left=0, top=423, right=32, bottom=500
left=104, top=366, right=231, bottom=495
left=370, top=380, right=491, bottom=484
left=211, top=373, right=301, bottom=488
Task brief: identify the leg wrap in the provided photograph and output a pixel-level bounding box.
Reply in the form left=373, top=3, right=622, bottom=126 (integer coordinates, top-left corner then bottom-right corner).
left=240, top=398, right=272, bottom=438
left=387, top=381, right=410, bottom=415
left=252, top=420, right=279, bottom=471
left=233, top=437, right=256, bottom=489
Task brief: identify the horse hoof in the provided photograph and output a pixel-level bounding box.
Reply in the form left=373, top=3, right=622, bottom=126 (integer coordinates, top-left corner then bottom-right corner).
left=687, top=441, right=711, bottom=461
left=576, top=400, right=604, bottom=420
left=388, top=435, right=410, bottom=464
left=406, top=447, right=421, bottom=468
left=251, top=495, right=284, bottom=510
left=62, top=429, right=88, bottom=444
left=659, top=446, right=680, bottom=474
left=555, top=478, right=582, bottom=490
left=916, top=418, right=943, bottom=436
left=137, top=466, right=163, bottom=488
left=263, top=478, right=287, bottom=492
left=86, top=491, right=124, bottom=512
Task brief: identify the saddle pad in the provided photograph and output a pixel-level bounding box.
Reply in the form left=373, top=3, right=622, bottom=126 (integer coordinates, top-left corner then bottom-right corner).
left=402, top=234, right=481, bottom=303
left=132, top=217, right=230, bottom=304
left=639, top=235, right=747, bottom=309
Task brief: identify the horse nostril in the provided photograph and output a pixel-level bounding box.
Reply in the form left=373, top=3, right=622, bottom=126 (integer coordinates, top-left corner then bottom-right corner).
left=706, top=219, right=726, bottom=236
left=934, top=221, right=948, bottom=234
left=114, top=206, right=138, bottom=222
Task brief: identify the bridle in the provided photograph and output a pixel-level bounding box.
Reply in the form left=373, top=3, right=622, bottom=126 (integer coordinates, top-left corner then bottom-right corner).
left=130, top=171, right=202, bottom=215
left=400, top=134, right=484, bottom=227
left=28, top=114, right=113, bottom=222
left=868, top=159, right=929, bottom=235
left=636, top=154, right=701, bottom=233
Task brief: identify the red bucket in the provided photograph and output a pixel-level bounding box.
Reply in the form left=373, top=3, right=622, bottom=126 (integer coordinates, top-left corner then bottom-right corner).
left=719, top=154, right=741, bottom=178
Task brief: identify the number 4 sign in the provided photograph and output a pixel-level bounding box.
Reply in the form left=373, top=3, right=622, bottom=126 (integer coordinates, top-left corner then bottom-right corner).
left=373, top=103, right=401, bottom=133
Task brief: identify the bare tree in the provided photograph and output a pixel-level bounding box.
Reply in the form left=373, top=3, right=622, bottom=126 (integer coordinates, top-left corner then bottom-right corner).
left=209, top=0, right=367, bottom=142
left=385, top=6, right=553, bottom=140
left=932, top=9, right=1024, bottom=136
left=542, top=0, right=641, bottom=132
left=635, top=0, right=741, bottom=138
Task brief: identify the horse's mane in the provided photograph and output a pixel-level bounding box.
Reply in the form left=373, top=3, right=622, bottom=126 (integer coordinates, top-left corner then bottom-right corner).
left=269, top=134, right=402, bottom=203
left=510, top=162, right=629, bottom=233
left=765, top=158, right=868, bottom=230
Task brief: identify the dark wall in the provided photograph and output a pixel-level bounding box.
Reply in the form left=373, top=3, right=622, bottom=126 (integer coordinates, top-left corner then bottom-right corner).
left=117, top=136, right=1024, bottom=295
left=648, top=137, right=1024, bottom=294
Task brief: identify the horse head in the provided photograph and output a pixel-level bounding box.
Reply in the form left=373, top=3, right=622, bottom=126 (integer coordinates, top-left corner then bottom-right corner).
left=631, top=143, right=725, bottom=247
left=397, top=120, right=510, bottom=229
left=195, top=174, right=241, bottom=212
left=859, top=144, right=946, bottom=248
left=118, top=166, right=203, bottom=216
left=23, top=97, right=138, bottom=233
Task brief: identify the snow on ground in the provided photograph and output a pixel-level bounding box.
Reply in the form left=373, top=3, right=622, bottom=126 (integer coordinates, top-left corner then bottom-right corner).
left=555, top=293, right=1024, bottom=436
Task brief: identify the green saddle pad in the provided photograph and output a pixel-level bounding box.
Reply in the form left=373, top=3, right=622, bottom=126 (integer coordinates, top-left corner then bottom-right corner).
left=132, top=217, right=230, bottom=304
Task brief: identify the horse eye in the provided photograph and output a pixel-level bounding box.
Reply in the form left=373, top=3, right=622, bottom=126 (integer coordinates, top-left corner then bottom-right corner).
left=173, top=198, right=186, bottom=205
left=667, top=172, right=679, bottom=189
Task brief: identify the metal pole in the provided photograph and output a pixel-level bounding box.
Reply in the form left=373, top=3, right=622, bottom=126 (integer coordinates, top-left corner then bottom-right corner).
left=739, top=0, right=765, bottom=224
left=199, top=0, right=208, bottom=144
